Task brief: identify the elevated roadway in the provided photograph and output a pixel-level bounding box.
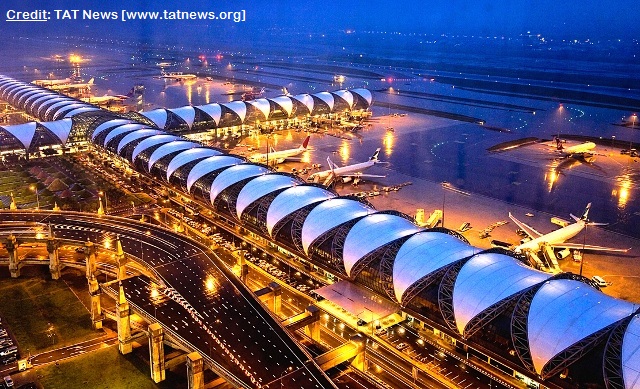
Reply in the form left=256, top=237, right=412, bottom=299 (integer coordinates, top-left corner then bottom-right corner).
left=0, top=210, right=336, bottom=389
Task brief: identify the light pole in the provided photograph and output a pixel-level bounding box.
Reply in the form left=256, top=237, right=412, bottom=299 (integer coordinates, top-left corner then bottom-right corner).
left=99, top=190, right=108, bottom=213
left=30, top=185, right=39, bottom=209
left=280, top=366, right=293, bottom=388
left=631, top=114, right=637, bottom=153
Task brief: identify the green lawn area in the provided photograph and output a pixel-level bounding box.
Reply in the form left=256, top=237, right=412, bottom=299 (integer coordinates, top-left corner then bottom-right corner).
left=38, top=347, right=157, bottom=389
left=37, top=347, right=185, bottom=389
left=0, top=277, right=99, bottom=353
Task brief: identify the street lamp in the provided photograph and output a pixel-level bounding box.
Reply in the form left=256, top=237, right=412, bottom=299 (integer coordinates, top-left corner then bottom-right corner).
left=30, top=185, right=40, bottom=210
left=631, top=114, right=637, bottom=153
left=99, top=190, right=108, bottom=213
left=280, top=366, right=293, bottom=388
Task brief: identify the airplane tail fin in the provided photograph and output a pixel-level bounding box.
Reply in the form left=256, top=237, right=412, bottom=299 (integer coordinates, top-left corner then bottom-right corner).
left=581, top=203, right=592, bottom=221
left=88, top=78, right=95, bottom=85
left=326, top=156, right=337, bottom=171
left=269, top=147, right=276, bottom=154
left=301, top=136, right=310, bottom=149
left=369, top=148, right=381, bottom=161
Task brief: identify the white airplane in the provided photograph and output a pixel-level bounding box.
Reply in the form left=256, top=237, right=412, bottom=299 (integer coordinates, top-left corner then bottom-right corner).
left=32, top=78, right=72, bottom=87
left=308, top=148, right=386, bottom=186
left=48, top=78, right=95, bottom=91
left=510, top=203, right=630, bottom=254
left=157, top=72, right=196, bottom=81
left=81, top=94, right=128, bottom=104
left=552, top=137, right=597, bottom=162
left=249, top=136, right=310, bottom=165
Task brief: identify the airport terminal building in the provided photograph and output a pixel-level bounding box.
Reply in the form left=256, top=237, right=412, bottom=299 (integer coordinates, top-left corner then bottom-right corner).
left=1, top=75, right=639, bottom=389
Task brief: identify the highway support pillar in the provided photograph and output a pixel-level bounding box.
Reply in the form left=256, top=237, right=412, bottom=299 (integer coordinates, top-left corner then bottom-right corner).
left=115, top=237, right=127, bottom=281
left=268, top=282, right=282, bottom=315
left=89, top=276, right=102, bottom=329
left=186, top=352, right=204, bottom=389
left=349, top=334, right=367, bottom=372
left=84, top=240, right=97, bottom=280
left=47, top=238, right=61, bottom=280
left=304, top=305, right=321, bottom=342
left=240, top=264, right=249, bottom=284
left=148, top=323, right=165, bottom=383
left=6, top=234, right=20, bottom=278
left=117, top=284, right=132, bottom=354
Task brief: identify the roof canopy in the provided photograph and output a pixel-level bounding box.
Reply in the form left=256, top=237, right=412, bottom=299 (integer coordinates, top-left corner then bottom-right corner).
left=343, top=214, right=422, bottom=276
left=301, top=198, right=374, bottom=254
left=266, top=186, right=336, bottom=236
left=528, top=280, right=636, bottom=374
left=393, top=232, right=477, bottom=303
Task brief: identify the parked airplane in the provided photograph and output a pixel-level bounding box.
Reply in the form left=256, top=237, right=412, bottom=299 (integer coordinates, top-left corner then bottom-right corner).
left=308, top=148, right=385, bottom=186
left=81, top=94, right=129, bottom=104
left=157, top=72, right=196, bottom=81
left=32, top=77, right=72, bottom=87
left=552, top=137, right=597, bottom=162
left=510, top=203, right=630, bottom=254
left=48, top=78, right=95, bottom=91
left=249, top=136, right=310, bottom=165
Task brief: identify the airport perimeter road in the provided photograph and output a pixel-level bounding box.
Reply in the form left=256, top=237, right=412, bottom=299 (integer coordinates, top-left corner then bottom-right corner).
left=0, top=210, right=336, bottom=389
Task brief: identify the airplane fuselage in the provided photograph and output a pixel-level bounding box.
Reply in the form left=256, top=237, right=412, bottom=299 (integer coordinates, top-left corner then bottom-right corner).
left=309, top=160, right=375, bottom=181
left=250, top=147, right=304, bottom=164
left=515, top=220, right=584, bottom=252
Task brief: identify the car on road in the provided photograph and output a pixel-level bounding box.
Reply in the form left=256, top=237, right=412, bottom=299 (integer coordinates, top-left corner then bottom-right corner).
left=395, top=342, right=409, bottom=350
left=3, top=375, right=13, bottom=388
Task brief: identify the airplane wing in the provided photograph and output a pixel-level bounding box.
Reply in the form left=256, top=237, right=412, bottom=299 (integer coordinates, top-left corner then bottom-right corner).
left=508, top=212, right=543, bottom=238
left=549, top=242, right=630, bottom=253
left=348, top=173, right=386, bottom=179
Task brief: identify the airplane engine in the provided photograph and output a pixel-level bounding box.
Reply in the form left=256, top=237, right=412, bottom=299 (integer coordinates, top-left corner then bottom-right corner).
left=342, top=177, right=352, bottom=183
left=556, top=248, right=571, bottom=259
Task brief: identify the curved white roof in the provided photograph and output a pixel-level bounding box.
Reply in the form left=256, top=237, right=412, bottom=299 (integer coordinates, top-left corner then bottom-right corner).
left=247, top=99, right=271, bottom=119
left=92, top=119, right=132, bottom=141
left=13, top=87, right=42, bottom=103
left=453, top=253, right=550, bottom=335
left=62, top=106, right=100, bottom=118
left=292, top=94, right=314, bottom=113
left=103, top=123, right=148, bottom=148
left=343, top=214, right=422, bottom=276
left=148, top=141, right=199, bottom=171
left=165, top=148, right=222, bottom=181
left=528, top=279, right=636, bottom=375
left=393, top=232, right=478, bottom=303
left=40, top=119, right=73, bottom=145
left=117, top=129, right=163, bottom=154
left=301, top=198, right=374, bottom=254
left=1, top=122, right=36, bottom=149
left=314, top=92, right=334, bottom=110
left=24, top=90, right=55, bottom=109
left=221, top=101, right=247, bottom=122
left=332, top=90, right=354, bottom=108
left=131, top=134, right=182, bottom=162
left=186, top=155, right=243, bottom=192
left=196, top=103, right=221, bottom=124
left=209, top=164, right=269, bottom=205
left=26, top=93, right=56, bottom=110
left=142, top=109, right=168, bottom=129
left=6, top=85, right=33, bottom=101
left=53, top=103, right=90, bottom=120
left=236, top=174, right=300, bottom=219
left=622, top=314, right=640, bottom=389
left=266, top=186, right=335, bottom=236
left=18, top=89, right=44, bottom=105
left=168, top=106, right=196, bottom=128
left=2, top=83, right=25, bottom=99
left=43, top=99, right=76, bottom=118
left=270, top=96, right=293, bottom=116
left=351, top=88, right=373, bottom=106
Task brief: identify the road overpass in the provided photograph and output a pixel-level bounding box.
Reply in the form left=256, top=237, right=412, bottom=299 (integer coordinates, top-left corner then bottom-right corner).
left=0, top=210, right=336, bottom=389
